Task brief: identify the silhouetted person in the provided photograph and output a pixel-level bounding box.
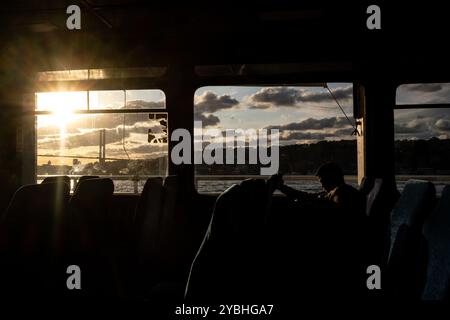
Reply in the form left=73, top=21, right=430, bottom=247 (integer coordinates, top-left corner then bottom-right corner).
left=268, top=162, right=365, bottom=218
left=267, top=162, right=369, bottom=298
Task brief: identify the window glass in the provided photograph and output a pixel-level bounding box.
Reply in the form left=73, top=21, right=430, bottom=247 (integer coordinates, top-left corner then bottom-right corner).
left=35, top=90, right=167, bottom=193
left=193, top=84, right=356, bottom=193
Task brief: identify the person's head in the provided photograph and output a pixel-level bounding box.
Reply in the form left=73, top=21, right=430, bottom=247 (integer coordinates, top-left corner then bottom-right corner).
left=315, top=162, right=345, bottom=192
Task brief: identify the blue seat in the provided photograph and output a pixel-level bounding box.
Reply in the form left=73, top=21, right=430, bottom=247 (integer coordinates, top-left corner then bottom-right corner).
left=389, top=179, right=436, bottom=256
left=386, top=179, right=436, bottom=298
left=422, top=185, right=450, bottom=300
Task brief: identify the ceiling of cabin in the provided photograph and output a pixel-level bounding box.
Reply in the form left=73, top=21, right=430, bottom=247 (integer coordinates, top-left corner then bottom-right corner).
left=0, top=1, right=450, bottom=76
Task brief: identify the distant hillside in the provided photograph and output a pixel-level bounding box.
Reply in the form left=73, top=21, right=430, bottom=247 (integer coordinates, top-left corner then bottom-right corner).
left=37, top=139, right=450, bottom=177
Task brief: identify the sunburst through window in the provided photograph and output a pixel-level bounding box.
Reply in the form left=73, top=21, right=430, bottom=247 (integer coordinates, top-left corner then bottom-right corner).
left=35, top=89, right=168, bottom=193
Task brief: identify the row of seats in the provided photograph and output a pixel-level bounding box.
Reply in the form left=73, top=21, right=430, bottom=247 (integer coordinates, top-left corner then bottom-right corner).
left=0, top=176, right=114, bottom=298
left=1, top=174, right=449, bottom=302
left=185, top=177, right=450, bottom=303
left=0, top=174, right=211, bottom=302
left=128, top=175, right=208, bottom=300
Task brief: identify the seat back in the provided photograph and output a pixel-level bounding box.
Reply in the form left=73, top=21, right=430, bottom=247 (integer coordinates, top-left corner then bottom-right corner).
left=366, top=178, right=383, bottom=216
left=41, top=175, right=70, bottom=188
left=73, top=175, right=99, bottom=193
left=422, top=185, right=450, bottom=300
left=185, top=179, right=269, bottom=302
left=133, top=177, right=164, bottom=292
left=132, top=174, right=204, bottom=299
left=66, top=178, right=114, bottom=297
left=389, top=179, right=435, bottom=255
left=386, top=179, right=435, bottom=298
left=0, top=182, right=70, bottom=253
left=69, top=178, right=114, bottom=218
left=0, top=182, right=70, bottom=296
left=359, top=176, right=375, bottom=196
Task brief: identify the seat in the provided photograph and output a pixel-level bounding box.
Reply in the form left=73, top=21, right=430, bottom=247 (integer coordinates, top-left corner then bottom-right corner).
left=359, top=176, right=375, bottom=196
left=389, top=180, right=435, bottom=254
left=366, top=179, right=383, bottom=216
left=422, top=185, right=450, bottom=300
left=158, top=175, right=202, bottom=283
left=132, top=174, right=204, bottom=301
left=73, top=175, right=99, bottom=193
left=185, top=179, right=270, bottom=303
left=131, top=177, right=164, bottom=296
left=364, top=178, right=400, bottom=266
left=65, top=178, right=114, bottom=297
left=41, top=175, right=71, bottom=188
left=386, top=179, right=436, bottom=298
left=0, top=182, right=70, bottom=298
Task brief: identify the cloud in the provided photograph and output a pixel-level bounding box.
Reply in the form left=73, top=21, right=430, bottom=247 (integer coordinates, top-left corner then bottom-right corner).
left=194, top=91, right=239, bottom=127
left=263, top=116, right=355, bottom=142
left=435, top=119, right=450, bottom=131
left=126, top=144, right=168, bottom=155
left=249, top=86, right=353, bottom=109
left=403, top=83, right=443, bottom=93
left=298, top=86, right=353, bottom=103
left=395, top=118, right=430, bottom=134
left=126, top=100, right=165, bottom=109
left=397, top=83, right=450, bottom=104
left=280, top=128, right=354, bottom=141
left=194, top=111, right=221, bottom=127
left=251, top=87, right=299, bottom=107
left=267, top=117, right=352, bottom=131
left=195, top=91, right=239, bottom=113
left=38, top=121, right=163, bottom=149
left=66, top=113, right=152, bottom=132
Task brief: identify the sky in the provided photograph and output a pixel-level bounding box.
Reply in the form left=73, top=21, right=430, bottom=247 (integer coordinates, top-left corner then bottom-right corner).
left=194, top=83, right=356, bottom=145
left=395, top=83, right=450, bottom=140
left=35, top=83, right=450, bottom=166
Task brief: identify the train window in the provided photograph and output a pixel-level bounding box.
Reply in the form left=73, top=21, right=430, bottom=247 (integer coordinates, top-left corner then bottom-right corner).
left=395, top=83, right=450, bottom=194
left=35, top=89, right=167, bottom=193
left=193, top=84, right=357, bottom=193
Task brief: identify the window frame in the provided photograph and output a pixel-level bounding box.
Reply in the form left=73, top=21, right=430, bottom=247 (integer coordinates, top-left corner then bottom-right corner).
left=192, top=82, right=358, bottom=194
left=31, top=88, right=168, bottom=194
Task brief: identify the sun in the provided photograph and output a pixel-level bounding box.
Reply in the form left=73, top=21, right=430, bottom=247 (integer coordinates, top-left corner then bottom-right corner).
left=36, top=91, right=86, bottom=130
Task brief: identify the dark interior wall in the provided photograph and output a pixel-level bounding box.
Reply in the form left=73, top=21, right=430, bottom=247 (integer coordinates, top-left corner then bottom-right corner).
left=0, top=87, right=23, bottom=213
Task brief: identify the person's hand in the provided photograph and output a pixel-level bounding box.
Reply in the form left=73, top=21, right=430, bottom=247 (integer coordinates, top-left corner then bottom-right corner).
left=267, top=173, right=284, bottom=193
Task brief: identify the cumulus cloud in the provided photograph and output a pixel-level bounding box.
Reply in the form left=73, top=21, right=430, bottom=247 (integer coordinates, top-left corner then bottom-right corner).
left=249, top=86, right=353, bottom=109
left=267, top=117, right=352, bottom=131
left=195, top=91, right=239, bottom=113
left=127, top=144, right=168, bottom=155
left=194, top=91, right=239, bottom=127
left=264, top=116, right=354, bottom=142
left=435, top=119, right=450, bottom=131
left=395, top=118, right=430, bottom=134
left=397, top=83, right=450, bottom=104
left=403, top=83, right=443, bottom=93
left=280, top=128, right=354, bottom=141
left=194, top=111, right=221, bottom=127
left=126, top=99, right=165, bottom=109
left=251, top=87, right=299, bottom=107
left=38, top=121, right=163, bottom=149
